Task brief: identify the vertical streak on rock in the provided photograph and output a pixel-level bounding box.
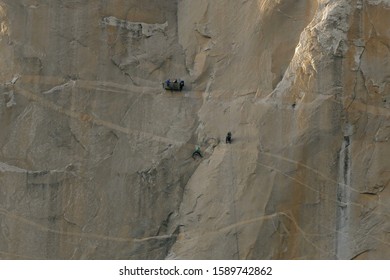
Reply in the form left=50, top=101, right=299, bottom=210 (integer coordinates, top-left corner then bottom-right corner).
left=335, top=0, right=364, bottom=259
left=336, top=133, right=351, bottom=259
left=46, top=182, right=60, bottom=259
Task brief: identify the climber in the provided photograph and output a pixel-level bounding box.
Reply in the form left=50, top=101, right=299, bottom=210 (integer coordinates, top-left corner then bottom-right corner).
left=226, top=132, right=232, bottom=144
left=192, top=145, right=203, bottom=159
left=166, top=79, right=170, bottom=87
left=180, top=80, right=184, bottom=91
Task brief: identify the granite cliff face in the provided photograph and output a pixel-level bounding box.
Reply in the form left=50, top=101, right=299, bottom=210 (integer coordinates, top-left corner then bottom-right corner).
left=0, top=0, right=389, bottom=259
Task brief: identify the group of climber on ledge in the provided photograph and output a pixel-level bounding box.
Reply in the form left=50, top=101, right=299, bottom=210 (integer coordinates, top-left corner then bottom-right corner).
left=164, top=79, right=185, bottom=91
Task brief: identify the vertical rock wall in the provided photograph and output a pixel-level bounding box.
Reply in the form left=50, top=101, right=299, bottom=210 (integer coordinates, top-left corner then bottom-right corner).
left=0, top=0, right=201, bottom=259
left=168, top=0, right=390, bottom=260
left=0, top=0, right=389, bottom=259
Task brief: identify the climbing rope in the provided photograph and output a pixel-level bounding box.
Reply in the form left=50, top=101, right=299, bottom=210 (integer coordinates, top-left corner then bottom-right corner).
left=226, top=98, right=240, bottom=259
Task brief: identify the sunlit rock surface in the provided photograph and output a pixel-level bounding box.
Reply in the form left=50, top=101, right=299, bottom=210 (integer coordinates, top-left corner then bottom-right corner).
left=0, top=0, right=389, bottom=259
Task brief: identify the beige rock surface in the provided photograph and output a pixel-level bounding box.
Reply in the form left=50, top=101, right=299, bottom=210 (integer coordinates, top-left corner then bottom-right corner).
left=0, top=0, right=389, bottom=259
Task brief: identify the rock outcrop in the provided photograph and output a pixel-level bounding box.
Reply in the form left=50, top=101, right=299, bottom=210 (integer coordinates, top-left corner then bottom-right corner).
left=0, top=0, right=389, bottom=259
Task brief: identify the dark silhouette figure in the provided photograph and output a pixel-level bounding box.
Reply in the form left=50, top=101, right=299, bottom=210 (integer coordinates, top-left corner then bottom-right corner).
left=226, top=132, right=232, bottom=144
left=192, top=145, right=203, bottom=159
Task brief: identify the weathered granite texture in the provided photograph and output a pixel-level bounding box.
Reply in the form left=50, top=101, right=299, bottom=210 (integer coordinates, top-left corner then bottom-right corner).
left=0, top=0, right=389, bottom=259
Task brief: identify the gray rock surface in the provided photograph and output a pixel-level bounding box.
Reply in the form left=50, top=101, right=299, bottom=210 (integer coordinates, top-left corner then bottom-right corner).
left=0, top=0, right=389, bottom=259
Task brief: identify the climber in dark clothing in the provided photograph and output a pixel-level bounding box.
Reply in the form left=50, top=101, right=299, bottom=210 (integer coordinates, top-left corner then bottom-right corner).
left=226, top=132, right=232, bottom=144
left=192, top=145, right=203, bottom=159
